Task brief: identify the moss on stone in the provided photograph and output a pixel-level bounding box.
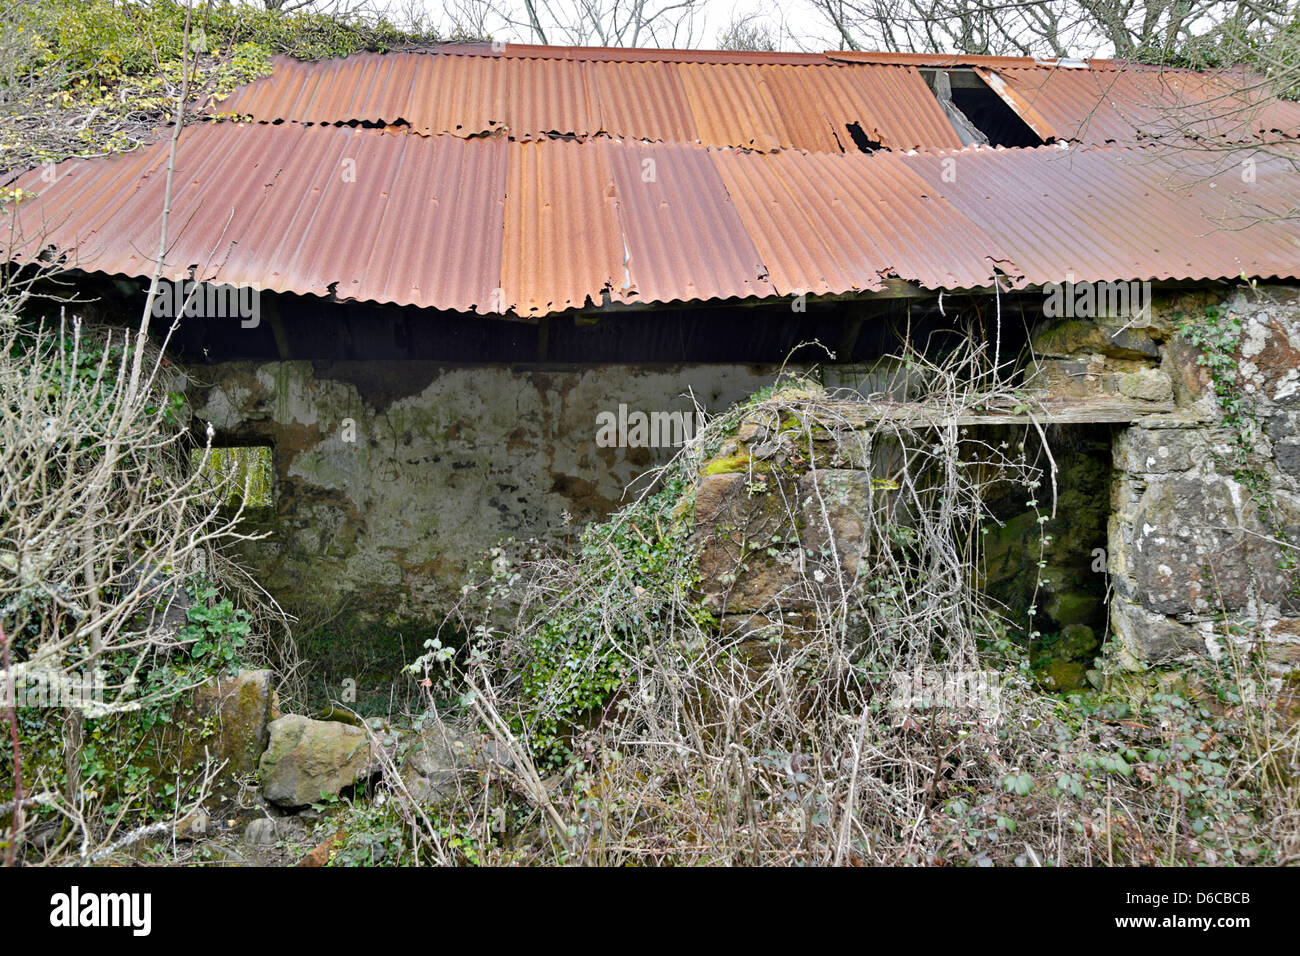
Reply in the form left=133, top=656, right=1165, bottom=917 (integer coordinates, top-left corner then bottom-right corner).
left=1037, top=659, right=1089, bottom=691
left=702, top=452, right=762, bottom=476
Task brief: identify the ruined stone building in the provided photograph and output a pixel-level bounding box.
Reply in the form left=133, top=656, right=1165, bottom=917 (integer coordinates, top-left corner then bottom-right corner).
left=5, top=44, right=1300, bottom=674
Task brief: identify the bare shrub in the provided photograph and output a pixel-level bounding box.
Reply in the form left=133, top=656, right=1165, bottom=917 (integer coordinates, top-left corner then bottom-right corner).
left=0, top=283, right=292, bottom=862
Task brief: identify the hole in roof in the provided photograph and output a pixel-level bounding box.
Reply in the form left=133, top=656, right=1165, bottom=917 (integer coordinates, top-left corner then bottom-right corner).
left=926, top=70, right=1042, bottom=148
left=844, top=123, right=883, bottom=153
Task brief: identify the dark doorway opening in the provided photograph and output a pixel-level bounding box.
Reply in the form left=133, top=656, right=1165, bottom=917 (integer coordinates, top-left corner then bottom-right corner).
left=978, top=423, right=1112, bottom=690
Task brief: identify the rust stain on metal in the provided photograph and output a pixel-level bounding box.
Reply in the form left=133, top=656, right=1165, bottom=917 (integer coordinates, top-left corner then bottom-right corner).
left=709, top=146, right=1014, bottom=294
left=905, top=144, right=1300, bottom=284
left=213, top=46, right=1296, bottom=156
left=601, top=139, right=775, bottom=305
left=586, top=59, right=698, bottom=144
left=7, top=123, right=1300, bottom=313
left=990, top=66, right=1300, bottom=145
left=760, top=63, right=961, bottom=151
left=675, top=62, right=788, bottom=151
left=6, top=125, right=506, bottom=313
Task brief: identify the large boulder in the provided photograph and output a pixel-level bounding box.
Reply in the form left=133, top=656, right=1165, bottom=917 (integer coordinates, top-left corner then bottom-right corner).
left=259, top=715, right=373, bottom=808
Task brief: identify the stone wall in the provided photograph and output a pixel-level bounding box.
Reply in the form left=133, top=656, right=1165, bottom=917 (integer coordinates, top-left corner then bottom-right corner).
left=1098, top=286, right=1300, bottom=672
left=184, top=283, right=1300, bottom=676
left=686, top=406, right=1116, bottom=679
left=682, top=283, right=1300, bottom=675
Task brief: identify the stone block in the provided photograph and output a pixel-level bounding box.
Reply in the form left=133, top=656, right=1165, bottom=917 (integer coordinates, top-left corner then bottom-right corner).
left=259, top=715, right=373, bottom=808
left=1111, top=599, right=1206, bottom=663
left=1117, top=368, right=1174, bottom=403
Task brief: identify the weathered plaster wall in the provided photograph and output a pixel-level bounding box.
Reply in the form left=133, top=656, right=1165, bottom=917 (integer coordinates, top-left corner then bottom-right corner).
left=188, top=361, right=786, bottom=621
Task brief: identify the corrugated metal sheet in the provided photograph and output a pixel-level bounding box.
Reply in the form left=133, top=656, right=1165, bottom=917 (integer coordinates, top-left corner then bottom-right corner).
left=214, top=46, right=1298, bottom=154
left=586, top=59, right=698, bottom=144
left=216, top=51, right=962, bottom=152
left=709, top=146, right=1015, bottom=294
left=904, top=144, right=1300, bottom=284
left=674, top=62, right=788, bottom=151
left=988, top=66, right=1300, bottom=144
left=502, top=138, right=623, bottom=316
left=601, top=139, right=774, bottom=304
left=972, top=67, right=1058, bottom=141
left=830, top=50, right=1300, bottom=146
left=6, top=122, right=1299, bottom=315
left=218, top=52, right=601, bottom=140
left=760, top=63, right=961, bottom=151
left=6, top=124, right=506, bottom=312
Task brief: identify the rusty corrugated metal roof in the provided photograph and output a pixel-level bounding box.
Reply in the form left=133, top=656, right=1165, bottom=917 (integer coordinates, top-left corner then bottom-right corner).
left=7, top=119, right=1298, bottom=316
left=831, top=50, right=1299, bottom=146
left=503, top=137, right=622, bottom=316
left=212, top=45, right=1300, bottom=156
left=215, top=50, right=963, bottom=152
left=709, top=146, right=1017, bottom=294
left=904, top=143, right=1300, bottom=284
left=759, top=63, right=961, bottom=151
left=587, top=60, right=698, bottom=144
left=601, top=139, right=775, bottom=305
left=5, top=124, right=507, bottom=312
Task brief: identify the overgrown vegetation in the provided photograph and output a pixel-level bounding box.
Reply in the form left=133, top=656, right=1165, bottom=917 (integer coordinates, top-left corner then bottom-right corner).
left=0, top=0, right=458, bottom=172
left=290, top=610, right=434, bottom=718
left=317, top=338, right=1300, bottom=866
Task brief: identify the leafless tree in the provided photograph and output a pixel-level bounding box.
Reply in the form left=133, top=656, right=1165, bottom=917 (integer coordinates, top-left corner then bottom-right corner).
left=807, top=0, right=1293, bottom=59
left=449, top=0, right=704, bottom=47
left=258, top=0, right=375, bottom=14
left=717, top=12, right=779, bottom=50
